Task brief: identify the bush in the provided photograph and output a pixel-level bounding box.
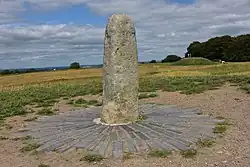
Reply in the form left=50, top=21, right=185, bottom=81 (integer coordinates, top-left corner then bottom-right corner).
left=70, top=62, right=80, bottom=69
left=149, top=60, right=157, bottom=63
left=162, top=55, right=182, bottom=63
left=171, top=57, right=215, bottom=66
left=80, top=154, right=104, bottom=162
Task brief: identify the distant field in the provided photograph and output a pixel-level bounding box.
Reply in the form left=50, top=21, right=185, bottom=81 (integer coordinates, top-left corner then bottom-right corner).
left=1, top=62, right=250, bottom=90
left=1, top=62, right=250, bottom=119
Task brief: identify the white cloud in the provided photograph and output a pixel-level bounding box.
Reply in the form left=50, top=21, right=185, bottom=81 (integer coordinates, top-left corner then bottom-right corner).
left=0, top=0, right=250, bottom=68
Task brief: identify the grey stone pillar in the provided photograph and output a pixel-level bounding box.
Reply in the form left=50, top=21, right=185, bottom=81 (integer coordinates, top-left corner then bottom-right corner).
left=101, top=14, right=139, bottom=124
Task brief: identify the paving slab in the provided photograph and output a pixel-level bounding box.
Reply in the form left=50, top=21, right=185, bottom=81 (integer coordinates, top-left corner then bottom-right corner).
left=16, top=104, right=223, bottom=159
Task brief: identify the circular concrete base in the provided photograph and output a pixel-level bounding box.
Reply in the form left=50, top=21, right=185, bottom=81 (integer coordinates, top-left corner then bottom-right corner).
left=17, top=104, right=223, bottom=159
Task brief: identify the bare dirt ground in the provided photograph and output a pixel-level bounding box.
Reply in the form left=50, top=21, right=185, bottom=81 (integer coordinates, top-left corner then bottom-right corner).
left=1, top=85, right=250, bottom=167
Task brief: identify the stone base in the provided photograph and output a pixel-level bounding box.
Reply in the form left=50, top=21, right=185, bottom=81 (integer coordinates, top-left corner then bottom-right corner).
left=16, top=104, right=224, bottom=159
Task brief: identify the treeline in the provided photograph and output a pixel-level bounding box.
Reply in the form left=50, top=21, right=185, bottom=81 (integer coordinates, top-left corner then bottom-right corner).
left=185, top=34, right=250, bottom=62
left=0, top=62, right=82, bottom=75
left=0, top=68, right=39, bottom=75
left=0, top=63, right=103, bottom=76
left=148, top=55, right=182, bottom=64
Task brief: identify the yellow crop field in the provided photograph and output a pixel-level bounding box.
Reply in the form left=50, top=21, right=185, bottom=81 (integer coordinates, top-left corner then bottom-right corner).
left=1, top=62, right=250, bottom=90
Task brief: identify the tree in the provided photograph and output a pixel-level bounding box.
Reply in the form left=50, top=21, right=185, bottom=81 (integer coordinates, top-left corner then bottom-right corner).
left=186, top=41, right=204, bottom=58
left=186, top=34, right=250, bottom=62
left=149, top=60, right=157, bottom=63
left=70, top=62, right=81, bottom=69
left=1, top=69, right=11, bottom=75
left=162, top=55, right=182, bottom=63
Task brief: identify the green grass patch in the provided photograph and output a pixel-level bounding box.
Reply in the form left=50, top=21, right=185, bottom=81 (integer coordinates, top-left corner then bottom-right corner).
left=139, top=76, right=224, bottom=94
left=213, top=120, right=232, bottom=134
left=170, top=57, right=215, bottom=66
left=148, top=149, right=172, bottom=158
left=80, top=154, right=104, bottom=162
left=123, top=151, right=133, bottom=159
left=0, top=79, right=102, bottom=119
left=35, top=99, right=59, bottom=108
left=180, top=149, right=197, bottom=158
left=140, top=75, right=250, bottom=94
left=197, top=138, right=216, bottom=148
left=214, top=125, right=227, bottom=134
left=215, top=116, right=225, bottom=120
left=147, top=72, right=160, bottom=75
left=136, top=114, right=147, bottom=123
left=201, top=63, right=250, bottom=75
left=11, top=135, right=33, bottom=141
left=69, top=98, right=102, bottom=107
left=20, top=143, right=40, bottom=153
left=36, top=107, right=55, bottom=116
left=241, top=84, right=250, bottom=93
left=139, top=93, right=158, bottom=99
left=0, top=75, right=250, bottom=120
left=38, top=164, right=50, bottom=167
left=24, top=116, right=38, bottom=122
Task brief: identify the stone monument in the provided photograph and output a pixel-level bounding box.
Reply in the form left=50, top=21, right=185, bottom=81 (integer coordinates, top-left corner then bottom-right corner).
left=101, top=14, right=139, bottom=124
left=17, top=14, right=224, bottom=160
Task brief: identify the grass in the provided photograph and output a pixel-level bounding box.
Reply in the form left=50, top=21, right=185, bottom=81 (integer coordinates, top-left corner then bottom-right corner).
left=241, top=84, right=250, bottom=93
left=215, top=116, right=225, bottom=120
left=213, top=120, right=232, bottom=134
left=124, top=151, right=133, bottom=159
left=196, top=138, right=216, bottom=148
left=35, top=99, right=59, bottom=108
left=140, top=75, right=250, bottom=94
left=139, top=93, right=158, bottom=99
left=148, top=149, right=172, bottom=158
left=71, top=98, right=102, bottom=107
left=171, top=57, right=215, bottom=66
left=36, top=107, right=55, bottom=116
left=24, top=116, right=38, bottom=122
left=136, top=114, right=147, bottom=123
left=80, top=154, right=104, bottom=162
left=0, top=63, right=250, bottom=120
left=38, top=164, right=50, bottom=167
left=10, top=135, right=33, bottom=141
left=20, top=143, right=41, bottom=153
left=180, top=149, right=197, bottom=158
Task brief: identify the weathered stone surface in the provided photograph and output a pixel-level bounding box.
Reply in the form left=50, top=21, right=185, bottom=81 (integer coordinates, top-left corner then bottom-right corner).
left=101, top=14, right=139, bottom=124
left=16, top=104, right=224, bottom=159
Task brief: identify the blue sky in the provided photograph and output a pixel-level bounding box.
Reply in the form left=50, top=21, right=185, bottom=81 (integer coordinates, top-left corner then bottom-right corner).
left=22, top=3, right=108, bottom=26
left=22, top=0, right=195, bottom=25
left=0, top=0, right=249, bottom=69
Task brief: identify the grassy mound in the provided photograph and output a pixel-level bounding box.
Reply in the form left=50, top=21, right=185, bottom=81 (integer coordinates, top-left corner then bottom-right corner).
left=171, top=57, right=215, bottom=66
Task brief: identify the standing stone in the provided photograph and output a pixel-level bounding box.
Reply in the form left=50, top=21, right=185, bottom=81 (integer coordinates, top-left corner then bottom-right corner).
left=101, top=14, right=139, bottom=124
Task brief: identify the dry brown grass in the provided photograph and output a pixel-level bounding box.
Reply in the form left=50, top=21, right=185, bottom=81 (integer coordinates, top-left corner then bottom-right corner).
left=1, top=62, right=250, bottom=91
left=0, top=68, right=101, bottom=88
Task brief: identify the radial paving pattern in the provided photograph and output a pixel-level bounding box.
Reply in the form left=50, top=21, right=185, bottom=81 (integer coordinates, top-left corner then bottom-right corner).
left=17, top=104, right=223, bottom=159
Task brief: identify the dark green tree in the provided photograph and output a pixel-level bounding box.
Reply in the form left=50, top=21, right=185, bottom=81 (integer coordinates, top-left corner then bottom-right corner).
left=70, top=62, right=81, bottom=69
left=162, top=55, right=181, bottom=63
left=149, top=60, right=157, bottom=63
left=1, top=69, right=11, bottom=75
left=186, top=34, right=250, bottom=62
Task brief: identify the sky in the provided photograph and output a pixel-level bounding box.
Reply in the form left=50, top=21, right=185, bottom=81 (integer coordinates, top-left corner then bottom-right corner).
left=0, top=0, right=250, bottom=69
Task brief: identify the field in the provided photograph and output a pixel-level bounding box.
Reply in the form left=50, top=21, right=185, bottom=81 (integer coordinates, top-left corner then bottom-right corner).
left=1, top=62, right=250, bottom=119
left=1, top=62, right=250, bottom=167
